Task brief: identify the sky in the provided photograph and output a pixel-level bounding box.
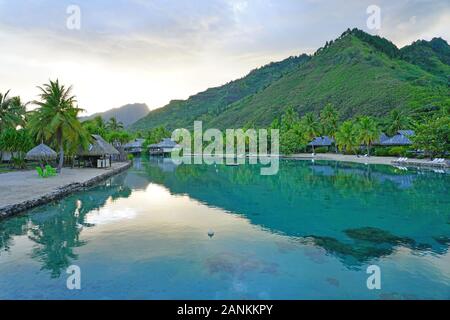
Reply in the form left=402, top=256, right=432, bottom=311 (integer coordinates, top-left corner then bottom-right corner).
left=0, top=0, right=448, bottom=116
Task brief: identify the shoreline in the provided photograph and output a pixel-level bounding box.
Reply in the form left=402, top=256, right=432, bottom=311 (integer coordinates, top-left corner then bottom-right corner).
left=283, top=153, right=449, bottom=168
left=0, top=161, right=132, bottom=220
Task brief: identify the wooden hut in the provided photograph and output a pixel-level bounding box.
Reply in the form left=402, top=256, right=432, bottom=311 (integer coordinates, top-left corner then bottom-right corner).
left=149, top=138, right=180, bottom=156
left=308, top=136, right=335, bottom=152
left=124, top=138, right=146, bottom=154
left=77, top=135, right=120, bottom=168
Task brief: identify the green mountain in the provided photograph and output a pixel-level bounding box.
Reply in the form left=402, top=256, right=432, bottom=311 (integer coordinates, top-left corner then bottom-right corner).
left=131, top=29, right=449, bottom=131
left=80, top=103, right=149, bottom=127
left=131, top=55, right=310, bottom=131
left=400, top=37, right=450, bottom=80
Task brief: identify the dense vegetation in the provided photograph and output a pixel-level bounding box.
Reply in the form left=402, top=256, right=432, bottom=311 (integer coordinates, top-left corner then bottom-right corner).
left=131, top=28, right=449, bottom=133
left=0, top=80, right=141, bottom=170
left=273, top=103, right=449, bottom=157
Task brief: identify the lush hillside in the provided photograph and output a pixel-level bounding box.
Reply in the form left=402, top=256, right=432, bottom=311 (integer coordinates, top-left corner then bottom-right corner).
left=208, top=30, right=449, bottom=128
left=400, top=38, right=450, bottom=80
left=80, top=103, right=149, bottom=127
left=131, top=55, right=310, bottom=131
left=131, top=29, right=449, bottom=131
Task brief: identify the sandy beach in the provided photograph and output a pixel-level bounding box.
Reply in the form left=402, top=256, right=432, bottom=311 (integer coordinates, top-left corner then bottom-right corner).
left=0, top=162, right=131, bottom=218
left=284, top=153, right=448, bottom=167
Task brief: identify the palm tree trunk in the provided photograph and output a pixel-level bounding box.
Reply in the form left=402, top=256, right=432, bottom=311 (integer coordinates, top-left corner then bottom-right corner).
left=57, top=130, right=64, bottom=173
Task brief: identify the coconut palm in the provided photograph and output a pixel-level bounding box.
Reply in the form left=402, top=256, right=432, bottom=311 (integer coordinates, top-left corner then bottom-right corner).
left=356, top=116, right=380, bottom=156
left=28, top=79, right=88, bottom=173
left=106, top=117, right=124, bottom=131
left=0, top=91, right=26, bottom=131
left=335, top=121, right=358, bottom=154
left=385, top=110, right=410, bottom=136
left=320, top=103, right=339, bottom=152
left=301, top=112, right=320, bottom=153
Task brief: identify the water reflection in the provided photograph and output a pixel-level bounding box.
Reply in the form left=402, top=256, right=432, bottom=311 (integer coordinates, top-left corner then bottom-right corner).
left=0, top=176, right=132, bottom=277
left=0, top=156, right=449, bottom=286
left=137, top=157, right=450, bottom=267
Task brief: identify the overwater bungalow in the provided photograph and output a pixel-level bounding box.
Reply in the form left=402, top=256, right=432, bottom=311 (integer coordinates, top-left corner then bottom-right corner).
left=77, top=134, right=120, bottom=168
left=124, top=138, right=146, bottom=154
left=149, top=138, right=180, bottom=156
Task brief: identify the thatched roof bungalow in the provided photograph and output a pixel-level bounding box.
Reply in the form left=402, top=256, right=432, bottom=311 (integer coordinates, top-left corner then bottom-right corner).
left=26, top=143, right=57, bottom=161
left=308, top=136, right=335, bottom=147
left=124, top=138, right=145, bottom=154
left=77, top=135, right=119, bottom=168
left=149, top=138, right=180, bottom=156
left=374, top=130, right=415, bottom=146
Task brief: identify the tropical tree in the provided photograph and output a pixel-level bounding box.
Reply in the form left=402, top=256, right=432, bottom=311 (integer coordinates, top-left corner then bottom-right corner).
left=0, top=128, right=33, bottom=168
left=320, top=103, right=339, bottom=152
left=82, top=116, right=107, bottom=136
left=143, top=126, right=171, bottom=147
left=301, top=112, right=320, bottom=153
left=335, top=120, right=358, bottom=154
left=106, top=130, right=132, bottom=161
left=356, top=116, right=380, bottom=156
left=276, top=107, right=308, bottom=154
left=412, top=115, right=450, bottom=159
left=385, top=110, right=411, bottom=136
left=28, top=79, right=88, bottom=172
left=106, top=117, right=124, bottom=131
left=0, top=91, right=26, bottom=131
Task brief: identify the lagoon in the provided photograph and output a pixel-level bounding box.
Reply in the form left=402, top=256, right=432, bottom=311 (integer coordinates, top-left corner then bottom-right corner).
left=0, top=158, right=449, bottom=299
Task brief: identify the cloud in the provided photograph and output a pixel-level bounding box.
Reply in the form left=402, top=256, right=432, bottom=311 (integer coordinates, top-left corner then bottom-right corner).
left=0, top=0, right=448, bottom=115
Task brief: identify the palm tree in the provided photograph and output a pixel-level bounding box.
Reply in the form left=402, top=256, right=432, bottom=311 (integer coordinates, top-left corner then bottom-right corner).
left=28, top=79, right=88, bottom=173
left=301, top=112, right=320, bottom=153
left=320, top=103, right=339, bottom=152
left=335, top=121, right=357, bottom=154
left=0, top=91, right=26, bottom=131
left=356, top=116, right=380, bottom=156
left=106, top=130, right=131, bottom=161
left=106, top=117, right=124, bottom=131
left=385, top=110, right=410, bottom=136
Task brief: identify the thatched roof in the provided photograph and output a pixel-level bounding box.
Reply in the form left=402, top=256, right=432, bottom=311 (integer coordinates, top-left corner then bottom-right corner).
left=78, top=134, right=119, bottom=156
left=124, top=138, right=145, bottom=149
left=308, top=136, right=334, bottom=147
left=378, top=130, right=415, bottom=146
left=149, top=138, right=179, bottom=149
left=26, top=143, right=57, bottom=161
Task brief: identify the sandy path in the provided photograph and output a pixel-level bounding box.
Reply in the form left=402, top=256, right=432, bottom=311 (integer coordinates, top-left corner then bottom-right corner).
left=0, top=162, right=129, bottom=208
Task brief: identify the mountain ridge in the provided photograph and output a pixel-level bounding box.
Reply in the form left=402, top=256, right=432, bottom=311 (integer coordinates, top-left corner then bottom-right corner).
left=80, top=103, right=149, bottom=127
left=131, top=28, right=449, bottom=131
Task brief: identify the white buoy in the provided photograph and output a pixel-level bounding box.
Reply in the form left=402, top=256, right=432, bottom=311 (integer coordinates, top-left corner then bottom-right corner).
left=208, top=230, right=215, bottom=238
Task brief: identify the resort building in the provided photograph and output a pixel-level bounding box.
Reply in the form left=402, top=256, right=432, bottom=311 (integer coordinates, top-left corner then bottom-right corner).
left=124, top=138, right=146, bottom=154
left=308, top=136, right=335, bottom=152
left=149, top=138, right=180, bottom=156
left=375, top=130, right=415, bottom=146
left=77, top=134, right=120, bottom=168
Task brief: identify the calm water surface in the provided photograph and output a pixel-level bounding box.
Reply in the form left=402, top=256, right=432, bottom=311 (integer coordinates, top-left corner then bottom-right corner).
left=1, top=157, right=449, bottom=299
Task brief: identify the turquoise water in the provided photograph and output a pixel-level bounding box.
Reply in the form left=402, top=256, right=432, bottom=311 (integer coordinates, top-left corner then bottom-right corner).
left=1, top=157, right=449, bottom=299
